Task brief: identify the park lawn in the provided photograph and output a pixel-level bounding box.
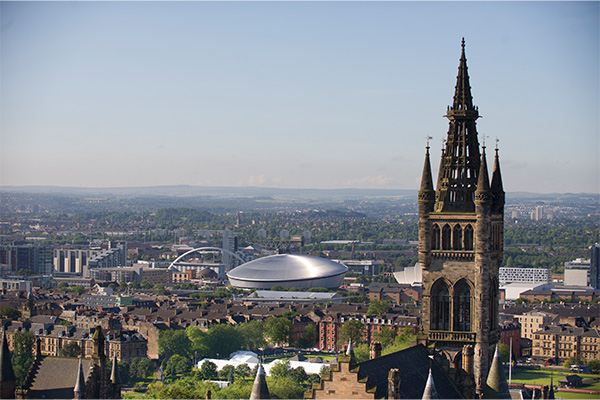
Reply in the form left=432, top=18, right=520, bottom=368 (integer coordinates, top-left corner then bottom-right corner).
left=553, top=390, right=600, bottom=400
left=511, top=369, right=600, bottom=392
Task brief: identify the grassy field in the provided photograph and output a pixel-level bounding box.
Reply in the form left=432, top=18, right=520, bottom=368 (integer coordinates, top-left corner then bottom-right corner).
left=510, top=368, right=600, bottom=399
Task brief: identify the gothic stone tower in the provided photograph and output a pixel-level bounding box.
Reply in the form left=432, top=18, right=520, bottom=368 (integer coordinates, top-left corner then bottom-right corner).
left=418, top=39, right=505, bottom=398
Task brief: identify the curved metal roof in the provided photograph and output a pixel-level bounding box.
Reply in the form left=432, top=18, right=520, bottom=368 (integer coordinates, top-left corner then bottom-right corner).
left=227, top=254, right=347, bottom=283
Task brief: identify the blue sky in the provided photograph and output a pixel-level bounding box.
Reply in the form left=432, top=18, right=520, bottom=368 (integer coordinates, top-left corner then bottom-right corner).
left=1, top=1, right=598, bottom=193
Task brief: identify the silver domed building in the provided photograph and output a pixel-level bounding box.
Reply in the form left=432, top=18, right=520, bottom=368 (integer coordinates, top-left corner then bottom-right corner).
left=226, top=254, right=348, bottom=290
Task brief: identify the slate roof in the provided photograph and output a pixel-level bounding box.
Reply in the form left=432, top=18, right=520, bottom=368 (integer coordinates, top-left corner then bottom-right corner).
left=29, top=356, right=93, bottom=399
left=353, top=344, right=463, bottom=399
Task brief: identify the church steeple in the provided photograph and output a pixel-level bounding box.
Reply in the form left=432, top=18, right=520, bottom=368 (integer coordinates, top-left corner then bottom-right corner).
left=452, top=38, right=476, bottom=112
left=435, top=39, right=482, bottom=213
left=418, top=39, right=504, bottom=398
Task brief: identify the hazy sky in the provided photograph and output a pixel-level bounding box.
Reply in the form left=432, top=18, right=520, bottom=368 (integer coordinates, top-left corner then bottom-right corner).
left=1, top=1, right=598, bottom=193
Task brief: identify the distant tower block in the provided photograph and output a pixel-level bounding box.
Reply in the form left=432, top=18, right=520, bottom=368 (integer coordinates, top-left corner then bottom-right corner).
left=417, top=38, right=504, bottom=398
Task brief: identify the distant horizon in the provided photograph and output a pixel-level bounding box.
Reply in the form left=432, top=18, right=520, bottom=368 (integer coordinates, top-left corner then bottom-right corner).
left=2, top=183, right=598, bottom=197
left=1, top=2, right=598, bottom=193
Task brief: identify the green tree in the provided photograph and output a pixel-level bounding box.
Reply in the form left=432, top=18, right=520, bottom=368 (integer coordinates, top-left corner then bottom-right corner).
left=587, top=360, right=600, bottom=372
left=269, top=360, right=292, bottom=379
left=367, top=299, right=390, bottom=316
left=266, top=316, right=292, bottom=346
left=218, top=364, right=235, bottom=382
left=131, top=357, right=155, bottom=379
left=234, top=363, right=252, bottom=379
left=0, top=306, right=20, bottom=320
left=498, top=342, right=510, bottom=363
left=204, top=324, right=245, bottom=359
left=237, top=320, right=266, bottom=352
left=197, top=360, right=218, bottom=381
left=58, top=341, right=81, bottom=357
left=118, top=360, right=130, bottom=384
left=374, top=326, right=395, bottom=348
left=12, top=330, right=35, bottom=388
left=296, top=324, right=317, bottom=348
left=164, top=354, right=191, bottom=380
left=159, top=330, right=192, bottom=360
left=338, top=319, right=364, bottom=347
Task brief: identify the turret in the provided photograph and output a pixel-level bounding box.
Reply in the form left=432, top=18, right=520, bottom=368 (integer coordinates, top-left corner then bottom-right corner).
left=491, top=146, right=505, bottom=214
left=346, top=339, right=357, bottom=369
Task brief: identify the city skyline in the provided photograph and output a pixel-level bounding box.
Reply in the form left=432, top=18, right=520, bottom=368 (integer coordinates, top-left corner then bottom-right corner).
left=1, top=1, right=598, bottom=194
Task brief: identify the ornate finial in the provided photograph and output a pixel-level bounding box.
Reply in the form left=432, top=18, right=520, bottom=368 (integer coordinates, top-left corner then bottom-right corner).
left=461, top=37, right=465, bottom=49
left=426, top=136, right=433, bottom=151
left=442, top=138, right=447, bottom=152
left=495, top=137, right=500, bottom=152
left=481, top=134, right=489, bottom=149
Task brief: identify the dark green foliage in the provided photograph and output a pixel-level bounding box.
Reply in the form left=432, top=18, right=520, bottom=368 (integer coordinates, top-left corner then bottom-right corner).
left=0, top=306, right=20, bottom=320
left=164, top=354, right=191, bottom=380
left=118, top=360, right=130, bottom=384
left=338, top=319, right=364, bottom=346
left=367, top=299, right=390, bottom=316
left=130, top=357, right=155, bottom=379
left=12, top=330, right=35, bottom=388
left=58, top=341, right=81, bottom=357
left=159, top=330, right=192, bottom=360
left=196, top=360, right=218, bottom=381
left=265, top=316, right=292, bottom=346
left=218, top=364, right=235, bottom=382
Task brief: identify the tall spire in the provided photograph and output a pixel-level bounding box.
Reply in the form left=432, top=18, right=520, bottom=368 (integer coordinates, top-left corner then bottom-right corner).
left=435, top=38, right=481, bottom=213
left=452, top=38, right=475, bottom=112
left=74, top=357, right=86, bottom=399
left=249, top=363, right=270, bottom=400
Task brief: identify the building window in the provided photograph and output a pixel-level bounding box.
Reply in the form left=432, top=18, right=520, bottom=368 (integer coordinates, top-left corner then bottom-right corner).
left=442, top=225, right=452, bottom=250
left=431, top=280, right=450, bottom=331
left=432, top=224, right=440, bottom=250
left=454, top=279, right=472, bottom=331
left=453, top=225, right=463, bottom=250
left=464, top=225, right=474, bottom=250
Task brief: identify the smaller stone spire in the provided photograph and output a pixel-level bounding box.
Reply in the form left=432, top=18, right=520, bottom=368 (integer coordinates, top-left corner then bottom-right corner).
left=419, top=143, right=435, bottom=204
left=475, top=146, right=491, bottom=202
left=491, top=145, right=505, bottom=212
left=74, top=357, right=86, bottom=399
left=422, top=367, right=439, bottom=400
left=249, top=363, right=270, bottom=400
left=92, top=325, right=105, bottom=359
left=484, top=344, right=510, bottom=399
left=111, top=355, right=121, bottom=385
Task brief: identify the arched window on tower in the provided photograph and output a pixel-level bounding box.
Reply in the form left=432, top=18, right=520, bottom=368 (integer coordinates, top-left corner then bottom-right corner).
left=453, top=279, right=472, bottom=331
left=442, top=224, right=452, bottom=250
left=432, top=224, right=440, bottom=250
left=453, top=225, right=463, bottom=250
left=431, top=280, right=450, bottom=331
left=464, top=224, right=474, bottom=251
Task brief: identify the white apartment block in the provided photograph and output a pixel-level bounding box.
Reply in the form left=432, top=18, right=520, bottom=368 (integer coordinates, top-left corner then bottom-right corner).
left=499, top=267, right=549, bottom=284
